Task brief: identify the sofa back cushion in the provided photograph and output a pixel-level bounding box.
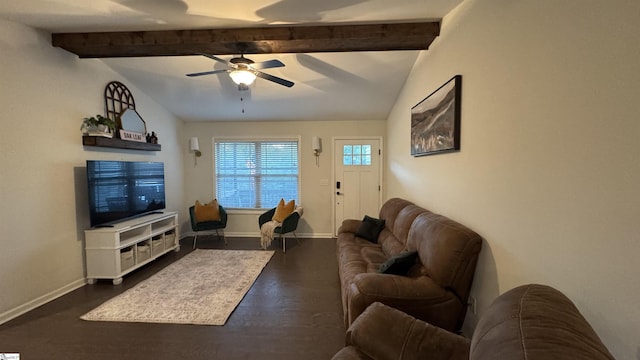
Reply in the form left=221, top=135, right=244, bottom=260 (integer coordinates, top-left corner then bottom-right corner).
left=470, top=284, right=614, bottom=360
left=379, top=203, right=430, bottom=257
left=377, top=198, right=414, bottom=255
left=407, top=213, right=482, bottom=301
left=378, top=198, right=415, bottom=230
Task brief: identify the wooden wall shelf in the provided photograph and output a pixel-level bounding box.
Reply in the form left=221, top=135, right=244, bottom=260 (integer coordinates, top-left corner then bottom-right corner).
left=82, top=136, right=161, bottom=151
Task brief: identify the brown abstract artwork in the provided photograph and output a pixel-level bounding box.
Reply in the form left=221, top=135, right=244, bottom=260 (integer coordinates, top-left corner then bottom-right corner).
left=411, top=75, right=461, bottom=156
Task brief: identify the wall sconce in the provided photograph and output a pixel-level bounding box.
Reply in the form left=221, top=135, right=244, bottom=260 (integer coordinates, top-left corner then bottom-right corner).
left=312, top=136, right=322, bottom=167
left=190, top=137, right=201, bottom=163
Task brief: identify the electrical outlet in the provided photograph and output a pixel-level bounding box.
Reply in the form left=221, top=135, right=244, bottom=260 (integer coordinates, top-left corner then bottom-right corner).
left=468, top=296, right=477, bottom=315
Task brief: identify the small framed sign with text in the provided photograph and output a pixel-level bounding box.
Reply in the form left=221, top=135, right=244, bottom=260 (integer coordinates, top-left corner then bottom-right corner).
left=119, top=129, right=146, bottom=142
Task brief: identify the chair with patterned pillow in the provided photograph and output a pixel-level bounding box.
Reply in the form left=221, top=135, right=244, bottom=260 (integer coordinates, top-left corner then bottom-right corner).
left=189, top=200, right=228, bottom=249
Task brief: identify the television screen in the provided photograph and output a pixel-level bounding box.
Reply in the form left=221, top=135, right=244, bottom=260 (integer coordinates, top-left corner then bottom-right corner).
left=87, top=160, right=166, bottom=227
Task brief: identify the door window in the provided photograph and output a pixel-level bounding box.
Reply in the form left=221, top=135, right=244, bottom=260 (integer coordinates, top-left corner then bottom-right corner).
left=343, top=145, right=372, bottom=166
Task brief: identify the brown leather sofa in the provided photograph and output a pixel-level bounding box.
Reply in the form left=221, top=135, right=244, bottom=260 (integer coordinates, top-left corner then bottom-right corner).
left=332, top=284, right=614, bottom=360
left=337, top=198, right=482, bottom=331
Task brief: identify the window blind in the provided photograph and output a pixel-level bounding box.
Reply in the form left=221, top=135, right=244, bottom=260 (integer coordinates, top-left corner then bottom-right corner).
left=214, top=139, right=299, bottom=209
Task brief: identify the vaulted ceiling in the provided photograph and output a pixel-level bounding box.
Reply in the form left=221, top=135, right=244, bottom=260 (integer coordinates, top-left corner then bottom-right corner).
left=0, top=0, right=464, bottom=121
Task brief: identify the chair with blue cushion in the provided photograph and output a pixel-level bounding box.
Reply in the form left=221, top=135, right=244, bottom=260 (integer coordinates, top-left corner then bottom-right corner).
left=189, top=204, right=228, bottom=249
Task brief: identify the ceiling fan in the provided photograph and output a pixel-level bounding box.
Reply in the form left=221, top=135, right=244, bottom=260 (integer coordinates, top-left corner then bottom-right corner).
left=186, top=54, right=295, bottom=91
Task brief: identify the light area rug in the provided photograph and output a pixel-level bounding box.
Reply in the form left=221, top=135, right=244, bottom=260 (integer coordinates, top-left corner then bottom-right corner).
left=81, top=249, right=274, bottom=325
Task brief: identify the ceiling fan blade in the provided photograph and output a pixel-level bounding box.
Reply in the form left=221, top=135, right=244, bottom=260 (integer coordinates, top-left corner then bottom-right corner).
left=251, top=59, right=285, bottom=70
left=255, top=71, right=294, bottom=88
left=186, top=69, right=228, bottom=77
left=200, top=53, right=233, bottom=66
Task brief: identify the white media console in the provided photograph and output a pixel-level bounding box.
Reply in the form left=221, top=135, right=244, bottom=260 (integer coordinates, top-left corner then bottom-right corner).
left=84, top=211, right=179, bottom=285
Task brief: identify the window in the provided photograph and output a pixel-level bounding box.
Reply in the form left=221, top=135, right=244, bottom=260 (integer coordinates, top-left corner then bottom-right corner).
left=214, top=139, right=299, bottom=209
left=343, top=144, right=372, bottom=166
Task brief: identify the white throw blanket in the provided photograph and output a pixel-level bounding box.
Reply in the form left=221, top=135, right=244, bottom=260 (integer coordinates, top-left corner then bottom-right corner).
left=260, top=207, right=303, bottom=249
left=260, top=220, right=280, bottom=249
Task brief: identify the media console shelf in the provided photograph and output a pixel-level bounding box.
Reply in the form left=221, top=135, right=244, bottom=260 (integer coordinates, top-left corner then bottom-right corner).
left=84, top=211, right=179, bottom=285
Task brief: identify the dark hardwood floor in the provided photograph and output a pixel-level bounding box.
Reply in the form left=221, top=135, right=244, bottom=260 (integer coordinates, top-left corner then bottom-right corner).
left=0, top=237, right=346, bottom=359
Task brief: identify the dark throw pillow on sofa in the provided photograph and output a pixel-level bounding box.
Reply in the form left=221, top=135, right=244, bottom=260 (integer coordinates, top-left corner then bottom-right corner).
left=355, top=215, right=385, bottom=243
left=378, top=251, right=418, bottom=275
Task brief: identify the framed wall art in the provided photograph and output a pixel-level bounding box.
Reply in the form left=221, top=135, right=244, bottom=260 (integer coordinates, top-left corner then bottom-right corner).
left=411, top=75, right=462, bottom=156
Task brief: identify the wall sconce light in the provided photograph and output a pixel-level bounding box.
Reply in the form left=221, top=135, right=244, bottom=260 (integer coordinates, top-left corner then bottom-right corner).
left=312, top=136, right=322, bottom=167
left=190, top=137, right=201, bottom=162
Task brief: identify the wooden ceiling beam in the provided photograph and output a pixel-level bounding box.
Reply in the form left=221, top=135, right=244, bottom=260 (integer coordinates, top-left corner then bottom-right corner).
left=51, top=22, right=440, bottom=58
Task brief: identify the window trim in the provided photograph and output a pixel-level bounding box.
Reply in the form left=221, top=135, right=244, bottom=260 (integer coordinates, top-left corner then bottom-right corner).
left=212, top=136, right=302, bottom=211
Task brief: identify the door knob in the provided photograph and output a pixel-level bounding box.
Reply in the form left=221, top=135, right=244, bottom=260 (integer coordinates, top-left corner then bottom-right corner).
left=336, top=191, right=342, bottom=195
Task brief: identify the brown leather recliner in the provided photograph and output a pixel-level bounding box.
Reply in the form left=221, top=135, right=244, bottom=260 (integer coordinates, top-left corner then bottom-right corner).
left=331, top=284, right=615, bottom=360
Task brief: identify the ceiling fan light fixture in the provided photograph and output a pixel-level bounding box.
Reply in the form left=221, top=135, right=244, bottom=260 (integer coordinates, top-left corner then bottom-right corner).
left=229, top=69, right=256, bottom=86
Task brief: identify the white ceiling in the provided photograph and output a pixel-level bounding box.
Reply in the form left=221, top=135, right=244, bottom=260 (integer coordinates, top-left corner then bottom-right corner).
left=0, top=0, right=463, bottom=122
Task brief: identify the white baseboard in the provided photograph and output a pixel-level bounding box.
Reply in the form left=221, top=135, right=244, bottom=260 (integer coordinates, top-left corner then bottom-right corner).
left=0, top=278, right=86, bottom=325
left=181, top=231, right=334, bottom=239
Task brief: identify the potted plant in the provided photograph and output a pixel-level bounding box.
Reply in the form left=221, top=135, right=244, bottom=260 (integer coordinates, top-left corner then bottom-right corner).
left=81, top=115, right=116, bottom=137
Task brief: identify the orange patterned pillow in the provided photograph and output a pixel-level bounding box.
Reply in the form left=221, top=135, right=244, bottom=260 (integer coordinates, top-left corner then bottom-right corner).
left=194, top=199, right=220, bottom=222
left=272, top=198, right=295, bottom=223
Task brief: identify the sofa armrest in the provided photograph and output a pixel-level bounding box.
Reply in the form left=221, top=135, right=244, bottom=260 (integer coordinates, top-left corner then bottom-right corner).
left=348, top=273, right=462, bottom=330
left=342, top=302, right=470, bottom=360
left=352, top=272, right=447, bottom=299
left=331, top=347, right=372, bottom=360
left=338, top=219, right=362, bottom=234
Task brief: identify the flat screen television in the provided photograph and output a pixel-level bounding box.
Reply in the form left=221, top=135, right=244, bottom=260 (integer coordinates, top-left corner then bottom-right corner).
left=87, top=160, right=166, bottom=227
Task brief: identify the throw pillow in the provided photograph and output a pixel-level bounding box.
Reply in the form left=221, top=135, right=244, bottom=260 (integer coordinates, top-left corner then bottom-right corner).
left=194, top=199, right=220, bottom=222
left=355, top=215, right=385, bottom=243
left=272, top=198, right=295, bottom=223
left=378, top=251, right=418, bottom=276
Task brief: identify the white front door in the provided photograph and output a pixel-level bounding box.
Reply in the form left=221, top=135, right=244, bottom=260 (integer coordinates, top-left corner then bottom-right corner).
left=333, top=138, right=382, bottom=235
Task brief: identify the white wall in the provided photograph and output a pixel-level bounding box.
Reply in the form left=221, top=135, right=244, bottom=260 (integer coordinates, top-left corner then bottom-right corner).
left=386, top=0, right=640, bottom=358
left=182, top=120, right=385, bottom=237
left=0, top=20, right=184, bottom=322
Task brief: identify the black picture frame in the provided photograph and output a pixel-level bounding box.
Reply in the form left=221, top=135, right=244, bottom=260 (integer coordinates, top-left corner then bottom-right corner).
left=411, top=75, right=462, bottom=156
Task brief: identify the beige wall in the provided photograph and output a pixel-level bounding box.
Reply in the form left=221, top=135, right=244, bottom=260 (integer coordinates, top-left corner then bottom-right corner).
left=182, top=120, right=385, bottom=237
left=0, top=20, right=185, bottom=322
left=386, top=0, right=640, bottom=358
